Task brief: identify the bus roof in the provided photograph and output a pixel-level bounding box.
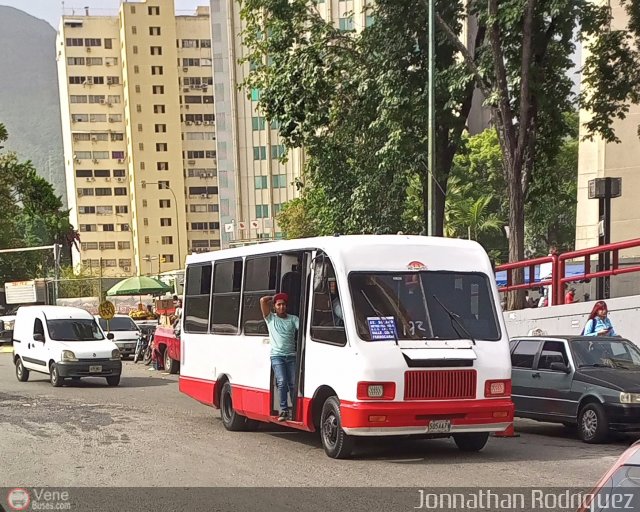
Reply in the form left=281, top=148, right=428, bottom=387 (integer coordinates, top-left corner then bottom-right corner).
left=185, top=235, right=491, bottom=273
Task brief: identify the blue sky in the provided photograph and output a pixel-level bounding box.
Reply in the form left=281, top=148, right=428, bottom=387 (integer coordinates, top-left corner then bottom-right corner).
left=0, top=1, right=206, bottom=29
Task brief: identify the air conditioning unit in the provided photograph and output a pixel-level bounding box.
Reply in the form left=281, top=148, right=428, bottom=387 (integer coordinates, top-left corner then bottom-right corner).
left=183, top=87, right=190, bottom=92
left=117, top=158, right=124, bottom=163
left=183, top=67, right=188, bottom=72
left=106, top=102, right=113, bottom=108
left=105, top=177, right=111, bottom=181
left=185, top=120, right=193, bottom=125
left=123, top=266, right=130, bottom=272
left=195, top=121, right=202, bottom=125
left=117, top=177, right=124, bottom=182
left=108, top=118, right=115, bottom=123
left=86, top=47, right=92, bottom=52
left=200, top=194, right=207, bottom=198
left=187, top=159, right=196, bottom=165
left=85, top=177, right=92, bottom=182
left=92, top=159, right=99, bottom=163
left=86, top=60, right=92, bottom=66
left=99, top=98, right=106, bottom=104
left=91, top=136, right=97, bottom=142
left=105, top=61, right=111, bottom=66
left=206, top=173, right=214, bottom=178
left=78, top=190, right=84, bottom=196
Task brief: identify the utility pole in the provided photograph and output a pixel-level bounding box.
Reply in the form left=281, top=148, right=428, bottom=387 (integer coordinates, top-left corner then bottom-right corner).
left=427, top=0, right=437, bottom=236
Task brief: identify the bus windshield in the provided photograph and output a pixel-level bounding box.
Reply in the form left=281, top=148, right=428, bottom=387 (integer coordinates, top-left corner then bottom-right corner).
left=349, top=271, right=500, bottom=341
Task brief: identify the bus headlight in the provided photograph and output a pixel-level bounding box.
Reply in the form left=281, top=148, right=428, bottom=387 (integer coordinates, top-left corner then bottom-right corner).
left=62, top=350, right=77, bottom=362
left=620, top=393, right=640, bottom=404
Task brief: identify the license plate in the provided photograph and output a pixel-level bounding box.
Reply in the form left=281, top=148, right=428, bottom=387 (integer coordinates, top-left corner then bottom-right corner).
left=89, top=365, right=102, bottom=373
left=426, top=419, right=451, bottom=433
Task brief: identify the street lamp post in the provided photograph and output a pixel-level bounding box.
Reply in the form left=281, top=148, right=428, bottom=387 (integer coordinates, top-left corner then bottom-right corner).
left=427, top=0, right=436, bottom=236
left=142, top=182, right=181, bottom=269
left=588, top=177, right=622, bottom=299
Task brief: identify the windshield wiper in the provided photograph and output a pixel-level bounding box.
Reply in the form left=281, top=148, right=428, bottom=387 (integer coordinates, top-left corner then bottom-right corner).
left=431, top=294, right=476, bottom=345
left=360, top=290, right=398, bottom=346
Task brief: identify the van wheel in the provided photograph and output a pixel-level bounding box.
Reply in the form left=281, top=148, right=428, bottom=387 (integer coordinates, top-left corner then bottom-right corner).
left=320, top=396, right=353, bottom=459
left=106, top=375, right=120, bottom=387
left=164, top=349, right=179, bottom=374
left=50, top=363, right=64, bottom=387
left=578, top=402, right=609, bottom=443
left=220, top=381, right=247, bottom=431
left=15, top=358, right=29, bottom=382
left=453, top=432, right=490, bottom=452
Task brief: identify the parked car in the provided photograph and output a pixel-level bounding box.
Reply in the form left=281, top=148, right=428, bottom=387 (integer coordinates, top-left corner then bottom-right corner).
left=510, top=335, right=640, bottom=443
left=577, top=441, right=640, bottom=511
left=13, top=306, right=122, bottom=387
left=0, top=315, right=15, bottom=344
left=95, top=314, right=141, bottom=359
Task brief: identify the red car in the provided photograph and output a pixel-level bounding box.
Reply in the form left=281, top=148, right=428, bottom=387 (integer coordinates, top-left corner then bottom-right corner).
left=152, top=325, right=180, bottom=374
left=578, top=441, right=640, bottom=511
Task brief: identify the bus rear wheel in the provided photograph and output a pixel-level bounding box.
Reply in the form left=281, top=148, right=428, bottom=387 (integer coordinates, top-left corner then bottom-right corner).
left=320, top=396, right=353, bottom=459
left=220, top=381, right=248, bottom=431
left=453, top=432, right=489, bottom=452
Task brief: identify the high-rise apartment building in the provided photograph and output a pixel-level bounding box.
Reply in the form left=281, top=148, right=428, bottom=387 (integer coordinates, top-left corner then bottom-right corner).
left=57, top=0, right=219, bottom=276
left=211, top=0, right=372, bottom=248
left=576, top=2, right=640, bottom=255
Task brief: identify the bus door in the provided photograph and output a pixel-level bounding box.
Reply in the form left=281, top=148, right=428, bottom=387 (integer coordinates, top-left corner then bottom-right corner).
left=269, top=250, right=312, bottom=421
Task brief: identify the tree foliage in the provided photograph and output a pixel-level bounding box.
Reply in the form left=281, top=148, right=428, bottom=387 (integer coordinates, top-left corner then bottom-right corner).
left=0, top=123, right=77, bottom=285
left=437, top=0, right=640, bottom=307
left=240, top=0, right=479, bottom=235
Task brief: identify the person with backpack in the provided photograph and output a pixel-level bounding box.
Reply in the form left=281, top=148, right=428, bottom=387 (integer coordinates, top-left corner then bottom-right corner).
left=582, top=301, right=617, bottom=336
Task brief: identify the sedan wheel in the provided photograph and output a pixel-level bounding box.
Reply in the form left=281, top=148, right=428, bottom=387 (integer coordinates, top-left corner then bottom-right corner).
left=578, top=402, right=609, bottom=443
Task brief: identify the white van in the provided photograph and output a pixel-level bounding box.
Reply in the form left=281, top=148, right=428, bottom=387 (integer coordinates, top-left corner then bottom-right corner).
left=13, top=306, right=122, bottom=387
left=95, top=314, right=141, bottom=359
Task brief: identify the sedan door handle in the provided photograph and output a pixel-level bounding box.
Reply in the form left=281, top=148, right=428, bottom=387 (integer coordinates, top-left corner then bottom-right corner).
left=532, top=372, right=541, bottom=379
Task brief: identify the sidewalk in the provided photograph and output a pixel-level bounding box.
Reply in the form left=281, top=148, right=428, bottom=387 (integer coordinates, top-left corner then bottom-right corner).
left=0, top=344, right=13, bottom=354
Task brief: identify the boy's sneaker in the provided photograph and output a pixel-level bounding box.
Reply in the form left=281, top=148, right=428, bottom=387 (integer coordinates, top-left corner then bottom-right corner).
left=278, top=410, right=288, bottom=422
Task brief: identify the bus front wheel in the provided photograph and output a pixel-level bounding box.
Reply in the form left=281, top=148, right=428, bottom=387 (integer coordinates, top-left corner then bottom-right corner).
left=320, top=396, right=353, bottom=459
left=220, top=381, right=248, bottom=431
left=453, top=432, right=489, bottom=452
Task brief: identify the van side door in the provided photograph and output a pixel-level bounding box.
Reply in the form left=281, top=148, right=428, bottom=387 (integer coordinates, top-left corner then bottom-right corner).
left=23, top=316, right=48, bottom=371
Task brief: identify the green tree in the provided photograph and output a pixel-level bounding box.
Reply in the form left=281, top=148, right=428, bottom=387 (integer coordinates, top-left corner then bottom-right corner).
left=437, top=0, right=640, bottom=308
left=0, top=123, right=76, bottom=284
left=277, top=197, right=319, bottom=239
left=240, top=0, right=482, bottom=235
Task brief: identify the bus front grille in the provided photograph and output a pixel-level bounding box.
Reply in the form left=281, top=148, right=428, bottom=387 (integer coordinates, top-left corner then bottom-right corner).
left=404, top=369, right=477, bottom=400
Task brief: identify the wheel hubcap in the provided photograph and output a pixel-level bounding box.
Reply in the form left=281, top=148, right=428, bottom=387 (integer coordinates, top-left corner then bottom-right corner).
left=322, top=413, right=338, bottom=447
left=582, top=409, right=598, bottom=437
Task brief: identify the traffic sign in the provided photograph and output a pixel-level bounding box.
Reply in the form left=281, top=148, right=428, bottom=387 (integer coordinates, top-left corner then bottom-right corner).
left=98, top=300, right=116, bottom=320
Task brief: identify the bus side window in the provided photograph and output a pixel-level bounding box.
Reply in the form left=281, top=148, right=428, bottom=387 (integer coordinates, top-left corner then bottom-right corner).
left=243, top=255, right=278, bottom=335
left=311, top=258, right=346, bottom=346
left=210, top=259, right=243, bottom=334
left=184, top=263, right=212, bottom=333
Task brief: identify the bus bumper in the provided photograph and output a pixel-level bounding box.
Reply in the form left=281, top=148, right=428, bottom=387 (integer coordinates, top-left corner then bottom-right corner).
left=340, top=398, right=514, bottom=436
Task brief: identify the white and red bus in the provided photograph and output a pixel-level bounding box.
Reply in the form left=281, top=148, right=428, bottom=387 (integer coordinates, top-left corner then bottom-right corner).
left=179, top=235, right=513, bottom=458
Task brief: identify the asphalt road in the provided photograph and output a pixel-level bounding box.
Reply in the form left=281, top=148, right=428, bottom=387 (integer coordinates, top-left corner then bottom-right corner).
left=0, top=349, right=635, bottom=493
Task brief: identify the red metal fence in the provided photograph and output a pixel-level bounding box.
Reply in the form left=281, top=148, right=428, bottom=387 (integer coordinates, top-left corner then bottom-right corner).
left=495, top=238, right=640, bottom=306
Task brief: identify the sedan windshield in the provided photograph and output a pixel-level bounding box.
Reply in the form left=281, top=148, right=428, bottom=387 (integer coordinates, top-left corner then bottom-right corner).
left=98, top=317, right=138, bottom=332
left=47, top=319, right=105, bottom=341
left=349, top=271, right=500, bottom=341
left=572, top=339, right=640, bottom=369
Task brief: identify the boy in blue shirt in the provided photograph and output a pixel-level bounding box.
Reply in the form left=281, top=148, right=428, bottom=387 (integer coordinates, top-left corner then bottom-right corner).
left=260, top=292, right=299, bottom=421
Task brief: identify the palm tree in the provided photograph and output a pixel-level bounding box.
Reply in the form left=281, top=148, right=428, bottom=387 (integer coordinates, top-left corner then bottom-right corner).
left=445, top=176, right=503, bottom=240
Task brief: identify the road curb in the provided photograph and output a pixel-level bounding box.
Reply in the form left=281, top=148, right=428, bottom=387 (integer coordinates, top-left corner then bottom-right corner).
left=0, top=345, right=13, bottom=354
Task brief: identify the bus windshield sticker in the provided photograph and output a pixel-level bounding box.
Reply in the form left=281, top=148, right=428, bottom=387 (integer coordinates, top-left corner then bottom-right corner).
left=367, top=316, right=398, bottom=341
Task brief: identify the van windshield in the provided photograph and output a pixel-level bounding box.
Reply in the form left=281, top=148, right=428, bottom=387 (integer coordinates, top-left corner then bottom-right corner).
left=98, top=317, right=138, bottom=332
left=47, top=319, right=105, bottom=341
left=349, top=271, right=500, bottom=341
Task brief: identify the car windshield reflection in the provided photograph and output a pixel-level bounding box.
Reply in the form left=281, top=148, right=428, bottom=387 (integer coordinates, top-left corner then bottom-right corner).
left=572, top=339, right=640, bottom=370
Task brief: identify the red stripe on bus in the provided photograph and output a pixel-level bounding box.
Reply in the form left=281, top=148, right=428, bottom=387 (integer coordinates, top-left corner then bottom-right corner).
left=179, top=375, right=216, bottom=406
